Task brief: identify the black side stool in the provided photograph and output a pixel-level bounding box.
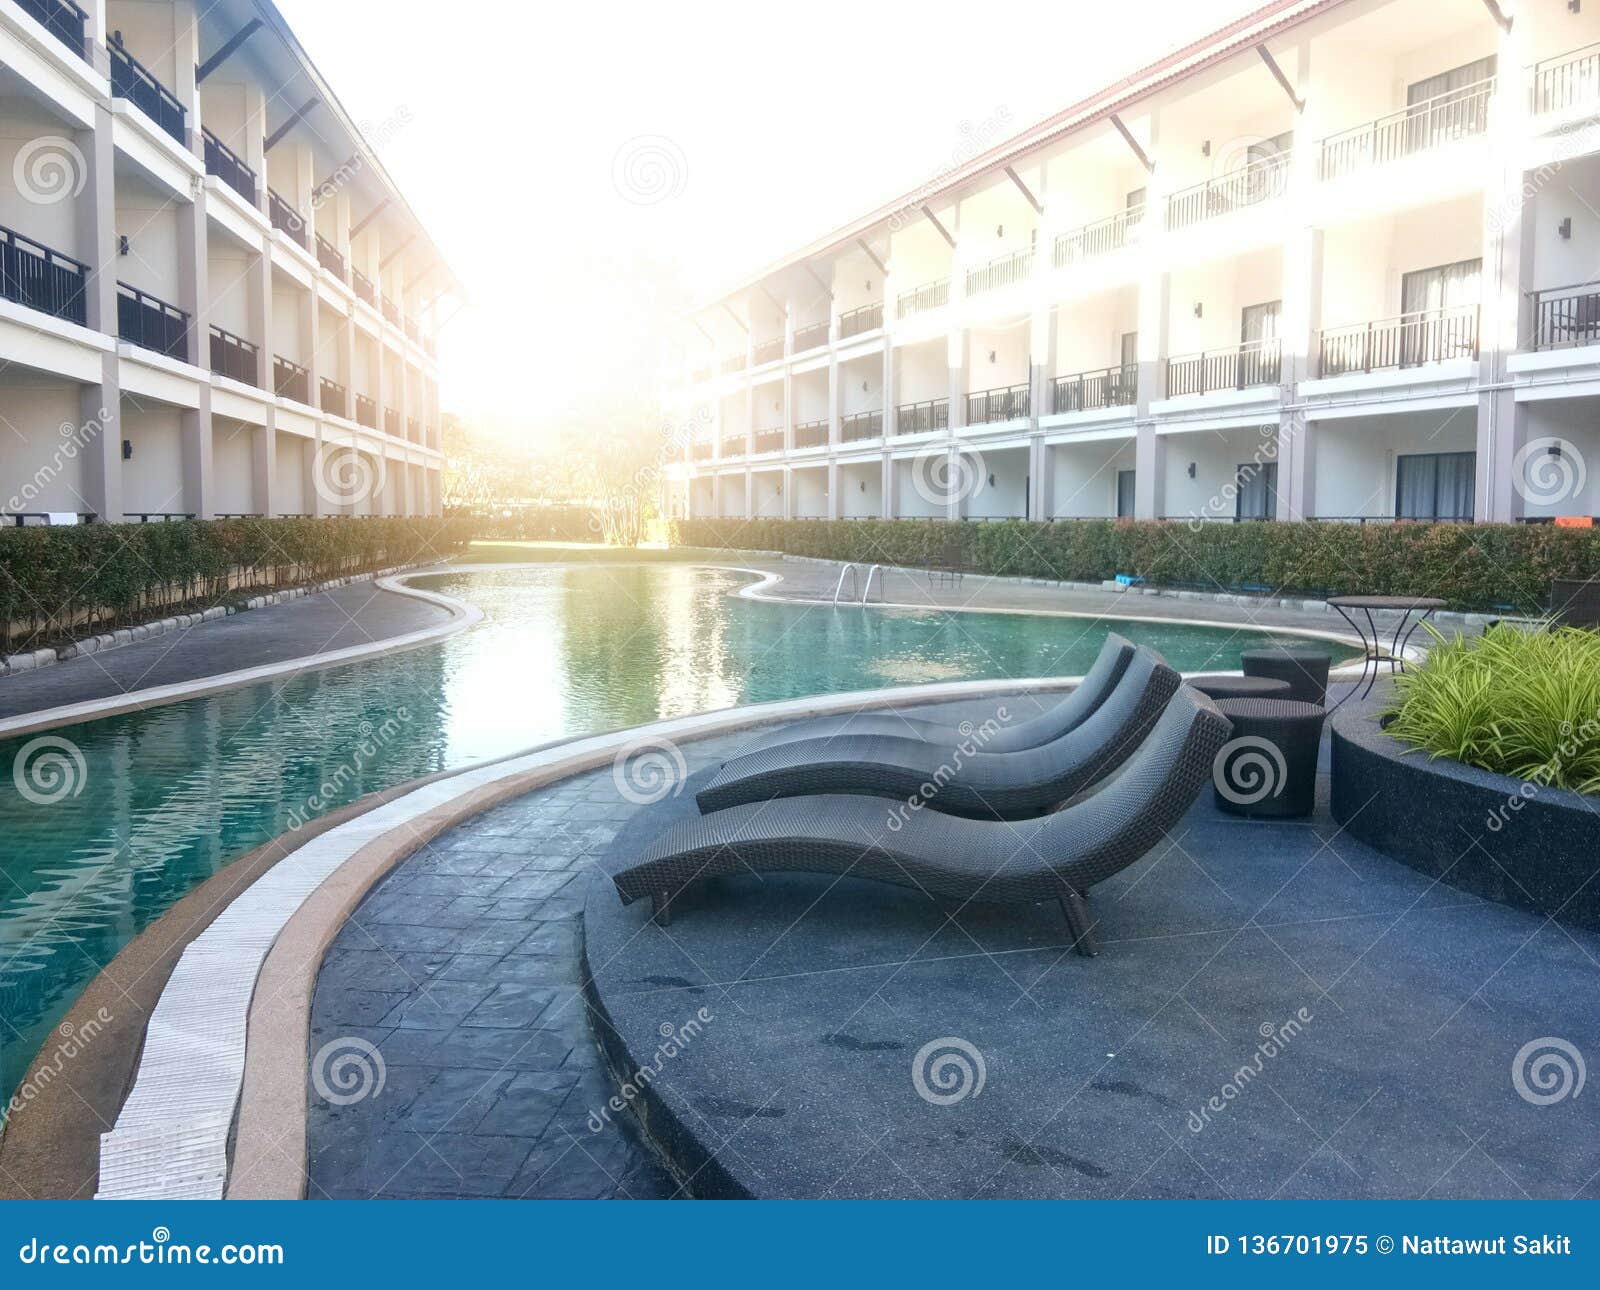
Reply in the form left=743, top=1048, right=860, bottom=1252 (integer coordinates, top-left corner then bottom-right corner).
left=1188, top=675, right=1294, bottom=702
left=1212, top=698, right=1326, bottom=819
left=1241, top=646, right=1332, bottom=706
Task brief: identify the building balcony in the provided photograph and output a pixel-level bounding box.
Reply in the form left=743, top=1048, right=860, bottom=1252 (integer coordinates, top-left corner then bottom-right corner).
left=320, top=377, right=348, bottom=419
left=1533, top=42, right=1600, bottom=117
left=1166, top=156, right=1288, bottom=231
left=384, top=407, right=400, bottom=437
left=840, top=410, right=883, bottom=442
left=404, top=315, right=419, bottom=343
left=268, top=189, right=308, bottom=250
left=965, top=383, right=1030, bottom=425
left=894, top=398, right=948, bottom=435
left=1167, top=338, right=1281, bottom=396
left=1054, top=208, right=1143, bottom=268
left=794, top=418, right=829, bottom=449
left=1, top=223, right=87, bottom=326
left=109, top=34, right=186, bottom=146
left=1051, top=364, right=1136, bottom=414
left=691, top=441, right=713, bottom=461
left=315, top=234, right=346, bottom=280
left=1318, top=77, right=1494, bottom=182
left=896, top=278, right=949, bottom=318
left=407, top=416, right=420, bottom=441
left=838, top=303, right=883, bottom=339
left=202, top=129, right=256, bottom=205
left=355, top=394, right=378, bottom=428
left=16, top=0, right=87, bottom=61
left=1318, top=305, right=1478, bottom=376
left=965, top=248, right=1033, bottom=296
left=381, top=294, right=401, bottom=327
left=719, top=352, right=746, bottom=374
left=720, top=435, right=746, bottom=458
left=1529, top=281, right=1600, bottom=350
left=351, top=269, right=376, bottom=307
left=208, top=325, right=258, bottom=386
left=753, top=338, right=784, bottom=365
left=753, top=428, right=784, bottom=454
left=274, top=356, right=311, bottom=404
left=792, top=321, right=829, bottom=353
left=116, top=283, right=188, bottom=360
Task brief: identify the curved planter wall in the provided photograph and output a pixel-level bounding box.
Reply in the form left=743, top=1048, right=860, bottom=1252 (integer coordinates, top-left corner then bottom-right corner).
left=1330, top=709, right=1600, bottom=930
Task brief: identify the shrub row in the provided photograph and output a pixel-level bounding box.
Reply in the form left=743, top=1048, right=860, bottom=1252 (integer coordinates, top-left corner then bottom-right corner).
left=671, top=518, right=1600, bottom=613
left=0, top=516, right=474, bottom=653
left=443, top=504, right=599, bottom=543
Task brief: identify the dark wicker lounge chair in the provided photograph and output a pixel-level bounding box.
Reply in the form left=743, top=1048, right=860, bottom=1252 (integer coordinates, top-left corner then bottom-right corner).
left=612, top=686, right=1233, bottom=955
left=695, top=645, right=1181, bottom=820
left=740, top=632, right=1136, bottom=753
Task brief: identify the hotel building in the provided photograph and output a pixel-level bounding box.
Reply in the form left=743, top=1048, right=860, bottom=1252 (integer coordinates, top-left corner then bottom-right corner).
left=665, top=0, right=1600, bottom=528
left=0, top=0, right=451, bottom=523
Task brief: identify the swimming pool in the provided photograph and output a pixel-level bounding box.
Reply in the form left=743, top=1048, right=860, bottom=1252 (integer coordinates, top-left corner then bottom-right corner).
left=0, top=563, right=1344, bottom=1104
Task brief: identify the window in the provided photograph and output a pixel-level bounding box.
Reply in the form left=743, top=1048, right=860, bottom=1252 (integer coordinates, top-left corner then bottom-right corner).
left=1395, top=451, right=1475, bottom=521
left=1235, top=461, right=1279, bottom=521
left=1405, top=56, right=1496, bottom=151
left=1116, top=470, right=1137, bottom=518
left=1239, top=302, right=1282, bottom=386
left=1399, top=259, right=1481, bottom=364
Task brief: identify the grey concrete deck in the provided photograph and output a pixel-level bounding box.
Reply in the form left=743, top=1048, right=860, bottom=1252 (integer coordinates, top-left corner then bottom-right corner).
left=0, top=581, right=450, bottom=720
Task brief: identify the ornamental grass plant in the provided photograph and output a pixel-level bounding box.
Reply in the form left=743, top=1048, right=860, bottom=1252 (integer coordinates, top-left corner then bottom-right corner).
left=1385, top=624, right=1600, bottom=795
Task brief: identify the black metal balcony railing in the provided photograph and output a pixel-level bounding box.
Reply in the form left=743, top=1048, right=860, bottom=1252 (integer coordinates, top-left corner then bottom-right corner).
left=355, top=393, right=378, bottom=428
left=1318, top=304, right=1479, bottom=376
left=753, top=338, right=784, bottom=365
left=17, top=0, right=88, bottom=60
left=840, top=410, right=883, bottom=441
left=719, top=353, right=746, bottom=374
left=116, top=282, right=188, bottom=359
left=1166, top=156, right=1289, bottom=231
left=208, top=325, right=258, bottom=385
left=1533, top=42, right=1600, bottom=116
left=202, top=128, right=256, bottom=205
left=404, top=316, right=420, bottom=343
left=1530, top=281, right=1600, bottom=350
left=108, top=34, right=186, bottom=145
left=0, top=223, right=87, bottom=325
left=268, top=189, right=307, bottom=250
left=351, top=269, right=376, bottom=306
left=690, top=363, right=712, bottom=383
left=753, top=428, right=785, bottom=454
left=894, top=398, right=949, bottom=435
left=274, top=355, right=310, bottom=404
left=319, top=377, right=348, bottom=419
left=315, top=233, right=346, bottom=279
left=1051, top=365, right=1137, bottom=414
left=794, top=418, right=829, bottom=449
left=965, top=248, right=1034, bottom=296
left=897, top=278, right=950, bottom=318
left=1319, top=77, right=1495, bottom=181
left=384, top=408, right=401, bottom=437
left=838, top=303, right=883, bottom=338
left=792, top=321, right=830, bottom=353
left=965, top=383, right=1031, bottom=425
left=720, top=436, right=746, bottom=457
left=1054, top=207, right=1144, bottom=268
left=407, top=416, right=420, bottom=441
left=381, top=294, right=401, bottom=327
left=691, top=441, right=713, bottom=461
left=1167, top=338, right=1282, bottom=397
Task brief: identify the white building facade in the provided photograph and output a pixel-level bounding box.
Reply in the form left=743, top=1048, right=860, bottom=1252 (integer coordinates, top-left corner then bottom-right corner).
left=667, top=0, right=1600, bottom=529
left=0, top=0, right=452, bottom=524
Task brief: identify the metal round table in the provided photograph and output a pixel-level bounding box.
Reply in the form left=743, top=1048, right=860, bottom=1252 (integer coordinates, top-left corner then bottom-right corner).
left=1325, top=594, right=1447, bottom=709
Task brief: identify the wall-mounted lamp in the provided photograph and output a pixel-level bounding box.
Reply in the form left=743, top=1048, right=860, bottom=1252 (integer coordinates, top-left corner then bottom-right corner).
left=988, top=349, right=997, bottom=363
left=862, top=380, right=870, bottom=392
left=996, top=224, right=1004, bottom=238
left=859, top=480, right=867, bottom=493
left=987, top=473, right=997, bottom=488
left=1201, top=140, right=1211, bottom=157
left=1549, top=443, right=1564, bottom=459
left=1559, top=216, right=1573, bottom=240
left=865, top=280, right=873, bottom=291
left=118, top=235, right=130, bottom=257
left=1570, top=0, right=1581, bottom=14
left=1187, top=462, right=1197, bottom=478
left=122, top=439, right=133, bottom=461
left=1193, top=303, right=1203, bottom=318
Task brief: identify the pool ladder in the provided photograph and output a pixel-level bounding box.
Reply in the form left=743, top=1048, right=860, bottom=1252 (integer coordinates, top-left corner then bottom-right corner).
left=832, top=562, right=883, bottom=606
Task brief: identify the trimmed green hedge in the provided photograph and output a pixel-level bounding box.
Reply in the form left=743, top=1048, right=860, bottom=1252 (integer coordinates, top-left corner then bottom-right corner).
left=671, top=518, right=1600, bottom=613
left=1, top=517, right=474, bottom=653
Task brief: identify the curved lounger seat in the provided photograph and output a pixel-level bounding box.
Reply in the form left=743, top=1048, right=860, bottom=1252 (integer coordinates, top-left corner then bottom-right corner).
left=740, top=633, right=1135, bottom=754
left=613, top=687, right=1233, bottom=955
left=695, top=645, right=1181, bottom=820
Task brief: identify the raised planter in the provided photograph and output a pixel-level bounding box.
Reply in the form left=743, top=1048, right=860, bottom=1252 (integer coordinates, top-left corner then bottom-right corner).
left=1331, top=707, right=1600, bottom=929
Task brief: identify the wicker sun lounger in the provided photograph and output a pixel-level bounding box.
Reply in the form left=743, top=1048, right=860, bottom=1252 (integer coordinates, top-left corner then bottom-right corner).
left=695, top=645, right=1181, bottom=820
left=612, top=686, right=1233, bottom=955
left=741, top=632, right=1136, bottom=754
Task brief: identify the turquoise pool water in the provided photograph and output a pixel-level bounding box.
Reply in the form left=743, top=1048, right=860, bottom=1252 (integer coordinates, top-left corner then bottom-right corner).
left=0, top=564, right=1341, bottom=1104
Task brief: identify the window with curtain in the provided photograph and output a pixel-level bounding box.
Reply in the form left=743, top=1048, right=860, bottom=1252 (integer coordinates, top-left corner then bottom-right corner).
left=1405, top=56, right=1496, bottom=152
left=1239, top=301, right=1282, bottom=386
left=1399, top=259, right=1481, bottom=364
left=1234, top=461, right=1279, bottom=521
left=1116, top=470, right=1137, bottom=518
left=1395, top=451, right=1476, bottom=520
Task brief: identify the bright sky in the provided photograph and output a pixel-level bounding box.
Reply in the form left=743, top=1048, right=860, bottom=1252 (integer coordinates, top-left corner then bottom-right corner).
left=274, top=0, right=1256, bottom=443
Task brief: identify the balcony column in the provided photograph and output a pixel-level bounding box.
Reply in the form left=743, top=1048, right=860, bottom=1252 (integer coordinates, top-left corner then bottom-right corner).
left=243, top=84, right=269, bottom=217
left=881, top=337, right=897, bottom=440
left=825, top=460, right=839, bottom=520
left=181, top=397, right=214, bottom=519
left=76, top=99, right=122, bottom=522
left=827, top=355, right=840, bottom=449
left=302, top=426, right=323, bottom=518
left=252, top=416, right=278, bottom=518
left=1133, top=110, right=1169, bottom=520
left=743, top=371, right=755, bottom=457
left=781, top=465, right=793, bottom=520
left=1476, top=19, right=1535, bottom=523
left=880, top=452, right=892, bottom=520
left=1276, top=41, right=1321, bottom=522
left=1029, top=436, right=1049, bottom=521
left=947, top=447, right=963, bottom=522
left=173, top=0, right=203, bottom=156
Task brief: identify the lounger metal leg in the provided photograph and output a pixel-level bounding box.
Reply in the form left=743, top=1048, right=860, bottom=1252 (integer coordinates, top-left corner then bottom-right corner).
left=1060, top=891, right=1099, bottom=957
left=651, top=891, right=673, bottom=926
